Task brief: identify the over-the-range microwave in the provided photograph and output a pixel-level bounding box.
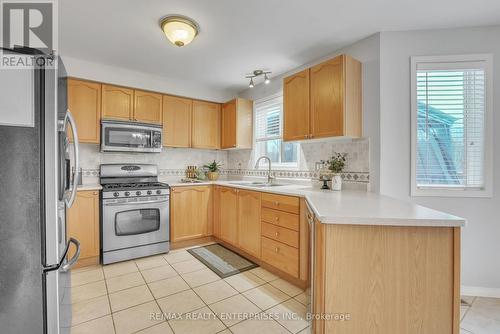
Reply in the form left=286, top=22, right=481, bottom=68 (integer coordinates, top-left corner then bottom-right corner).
left=101, top=120, right=163, bottom=153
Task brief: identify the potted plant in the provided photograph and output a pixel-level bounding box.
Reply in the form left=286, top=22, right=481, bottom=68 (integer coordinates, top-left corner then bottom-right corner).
left=203, top=160, right=223, bottom=181
left=327, top=153, right=347, bottom=191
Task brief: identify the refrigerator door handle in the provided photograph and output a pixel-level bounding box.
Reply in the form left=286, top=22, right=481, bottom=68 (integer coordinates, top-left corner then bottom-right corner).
left=42, top=237, right=80, bottom=273
left=60, top=238, right=81, bottom=272
left=64, top=110, right=80, bottom=208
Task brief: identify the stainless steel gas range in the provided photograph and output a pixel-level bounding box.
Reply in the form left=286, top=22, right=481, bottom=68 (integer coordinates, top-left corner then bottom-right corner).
left=100, top=164, right=170, bottom=264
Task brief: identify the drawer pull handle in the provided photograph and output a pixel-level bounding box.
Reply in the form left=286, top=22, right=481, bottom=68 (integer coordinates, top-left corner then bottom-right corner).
left=275, top=232, right=279, bottom=237
left=275, top=247, right=280, bottom=253
left=275, top=217, right=279, bottom=221
left=274, top=201, right=280, bottom=206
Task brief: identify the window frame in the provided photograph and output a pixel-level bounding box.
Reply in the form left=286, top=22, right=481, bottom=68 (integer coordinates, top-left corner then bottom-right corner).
left=410, top=54, right=493, bottom=198
left=253, top=93, right=300, bottom=170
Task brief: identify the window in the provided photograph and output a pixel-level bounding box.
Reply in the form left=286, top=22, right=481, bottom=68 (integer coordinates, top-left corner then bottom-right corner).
left=411, top=54, right=493, bottom=197
left=254, top=94, right=299, bottom=169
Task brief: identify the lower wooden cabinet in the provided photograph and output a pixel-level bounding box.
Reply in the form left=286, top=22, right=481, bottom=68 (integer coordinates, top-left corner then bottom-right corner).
left=170, top=186, right=212, bottom=243
left=261, top=236, right=299, bottom=277
left=218, top=187, right=238, bottom=245
left=237, top=190, right=261, bottom=258
left=213, top=186, right=306, bottom=284
left=312, top=221, right=461, bottom=334
left=66, top=190, right=100, bottom=267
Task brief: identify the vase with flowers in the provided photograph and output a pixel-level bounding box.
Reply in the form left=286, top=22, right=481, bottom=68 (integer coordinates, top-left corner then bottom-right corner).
left=327, top=153, right=347, bottom=191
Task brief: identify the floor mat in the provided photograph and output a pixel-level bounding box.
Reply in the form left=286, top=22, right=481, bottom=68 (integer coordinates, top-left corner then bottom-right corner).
left=187, top=243, right=258, bottom=278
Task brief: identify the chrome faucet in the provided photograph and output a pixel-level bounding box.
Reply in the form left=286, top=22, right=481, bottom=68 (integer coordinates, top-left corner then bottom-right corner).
left=255, top=156, right=275, bottom=184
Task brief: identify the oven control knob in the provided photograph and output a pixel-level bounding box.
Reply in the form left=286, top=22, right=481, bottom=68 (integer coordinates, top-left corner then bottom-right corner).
left=147, top=190, right=152, bottom=195
left=136, top=191, right=141, bottom=196
left=156, top=190, right=162, bottom=195
left=124, top=191, right=130, bottom=197
left=113, top=192, right=119, bottom=197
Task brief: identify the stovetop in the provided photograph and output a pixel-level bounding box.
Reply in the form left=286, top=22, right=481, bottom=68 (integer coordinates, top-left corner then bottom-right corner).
left=102, top=182, right=169, bottom=191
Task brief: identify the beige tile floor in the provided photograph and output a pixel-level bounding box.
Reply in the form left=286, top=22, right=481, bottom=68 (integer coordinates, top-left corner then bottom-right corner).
left=67, top=247, right=310, bottom=334
left=67, top=247, right=500, bottom=334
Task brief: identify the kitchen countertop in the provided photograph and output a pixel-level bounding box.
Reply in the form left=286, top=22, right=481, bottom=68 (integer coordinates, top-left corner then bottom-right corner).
left=77, top=184, right=103, bottom=191
left=167, top=179, right=466, bottom=227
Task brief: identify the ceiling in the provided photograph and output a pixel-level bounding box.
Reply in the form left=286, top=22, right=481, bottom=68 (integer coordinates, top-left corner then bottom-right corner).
left=59, top=0, right=500, bottom=95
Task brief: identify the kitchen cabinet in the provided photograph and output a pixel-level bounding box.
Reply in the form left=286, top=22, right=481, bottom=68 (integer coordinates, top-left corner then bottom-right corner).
left=170, top=186, right=212, bottom=243
left=283, top=69, right=310, bottom=141
left=237, top=190, right=261, bottom=258
left=283, top=54, right=362, bottom=141
left=312, top=220, right=460, bottom=334
left=66, top=190, right=99, bottom=268
left=213, top=186, right=306, bottom=283
left=218, top=187, right=238, bottom=245
left=221, top=98, right=253, bottom=149
left=192, top=100, right=221, bottom=149
left=134, top=90, right=162, bottom=124
left=162, top=95, right=192, bottom=147
left=67, top=79, right=101, bottom=144
left=101, top=84, right=134, bottom=121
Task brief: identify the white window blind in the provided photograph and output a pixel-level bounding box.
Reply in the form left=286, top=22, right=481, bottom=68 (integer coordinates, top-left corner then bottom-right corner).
left=254, top=95, right=299, bottom=168
left=411, top=55, right=493, bottom=196
left=255, top=96, right=282, bottom=142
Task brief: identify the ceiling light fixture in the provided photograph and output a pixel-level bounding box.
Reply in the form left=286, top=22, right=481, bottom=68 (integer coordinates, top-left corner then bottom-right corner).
left=160, top=15, right=199, bottom=47
left=246, top=70, right=272, bottom=88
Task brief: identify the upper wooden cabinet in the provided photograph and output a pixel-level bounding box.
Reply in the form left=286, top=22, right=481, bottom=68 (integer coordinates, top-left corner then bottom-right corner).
left=283, top=69, right=310, bottom=141
left=192, top=100, right=221, bottom=149
left=102, top=85, right=162, bottom=124
left=67, top=190, right=100, bottom=268
left=162, top=95, right=192, bottom=148
left=101, top=84, right=134, bottom=121
left=221, top=98, right=253, bottom=149
left=134, top=90, right=163, bottom=124
left=170, top=186, right=212, bottom=243
left=283, top=54, right=362, bottom=141
left=237, top=190, right=261, bottom=258
left=67, top=79, right=101, bottom=144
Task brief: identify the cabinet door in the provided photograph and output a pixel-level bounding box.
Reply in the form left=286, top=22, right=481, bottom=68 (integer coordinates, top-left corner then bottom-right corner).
left=192, top=101, right=221, bottom=149
left=237, top=190, right=261, bottom=258
left=310, top=55, right=344, bottom=138
left=170, top=186, right=212, bottom=242
left=283, top=69, right=310, bottom=141
left=213, top=186, right=221, bottom=238
left=67, top=79, right=101, bottom=144
left=134, top=90, right=163, bottom=124
left=221, top=100, right=237, bottom=149
left=162, top=95, right=192, bottom=147
left=66, top=191, right=99, bottom=264
left=101, top=84, right=134, bottom=121
left=219, top=187, right=238, bottom=245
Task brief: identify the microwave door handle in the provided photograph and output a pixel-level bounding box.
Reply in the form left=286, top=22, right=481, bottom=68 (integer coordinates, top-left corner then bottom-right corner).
left=64, top=110, right=80, bottom=208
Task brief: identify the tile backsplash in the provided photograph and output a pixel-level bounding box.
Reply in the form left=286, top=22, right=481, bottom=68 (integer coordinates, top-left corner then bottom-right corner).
left=78, top=137, right=370, bottom=185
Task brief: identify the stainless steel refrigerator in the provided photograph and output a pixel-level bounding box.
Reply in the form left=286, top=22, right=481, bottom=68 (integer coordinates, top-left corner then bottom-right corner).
left=0, top=47, right=81, bottom=333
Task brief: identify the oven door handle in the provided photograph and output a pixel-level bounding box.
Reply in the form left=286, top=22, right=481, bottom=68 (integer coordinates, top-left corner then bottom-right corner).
left=103, top=199, right=169, bottom=207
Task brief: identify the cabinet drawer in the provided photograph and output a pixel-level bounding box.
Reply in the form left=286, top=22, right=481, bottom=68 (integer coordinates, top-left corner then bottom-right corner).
left=261, top=237, right=299, bottom=277
left=261, top=208, right=299, bottom=231
left=261, top=222, right=299, bottom=248
left=261, top=193, right=299, bottom=214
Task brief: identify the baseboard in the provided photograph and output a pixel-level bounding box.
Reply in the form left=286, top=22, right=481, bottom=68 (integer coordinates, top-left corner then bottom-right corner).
left=461, top=285, right=500, bottom=298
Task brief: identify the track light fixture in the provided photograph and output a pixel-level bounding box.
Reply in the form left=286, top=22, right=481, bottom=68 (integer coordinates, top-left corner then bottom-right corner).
left=245, top=70, right=272, bottom=88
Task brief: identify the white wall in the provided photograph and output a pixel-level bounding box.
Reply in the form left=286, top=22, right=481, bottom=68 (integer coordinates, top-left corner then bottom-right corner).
left=238, top=34, right=380, bottom=190
left=379, top=26, right=500, bottom=291
left=62, top=56, right=234, bottom=103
